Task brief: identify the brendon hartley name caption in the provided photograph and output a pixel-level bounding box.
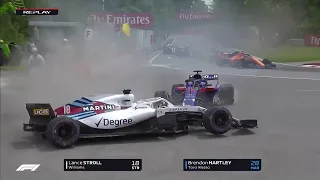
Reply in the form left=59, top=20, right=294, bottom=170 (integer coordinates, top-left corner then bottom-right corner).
left=64, top=159, right=142, bottom=171
left=184, top=159, right=231, bottom=171
left=183, top=159, right=261, bottom=171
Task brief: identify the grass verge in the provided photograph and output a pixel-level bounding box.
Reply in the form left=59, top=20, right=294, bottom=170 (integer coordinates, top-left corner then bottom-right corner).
left=250, top=46, right=320, bottom=63
left=0, top=66, right=26, bottom=71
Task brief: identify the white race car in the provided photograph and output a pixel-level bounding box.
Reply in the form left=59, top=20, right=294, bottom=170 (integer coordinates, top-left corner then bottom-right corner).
left=23, top=89, right=257, bottom=148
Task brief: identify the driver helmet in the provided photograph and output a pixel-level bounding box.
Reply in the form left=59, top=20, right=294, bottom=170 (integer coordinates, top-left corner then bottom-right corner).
left=157, top=101, right=168, bottom=108
left=31, top=47, right=38, bottom=55
left=63, top=38, right=68, bottom=45
left=193, top=74, right=202, bottom=79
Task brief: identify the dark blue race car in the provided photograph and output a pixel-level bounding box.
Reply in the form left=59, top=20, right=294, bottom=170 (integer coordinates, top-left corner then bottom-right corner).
left=155, top=70, right=234, bottom=107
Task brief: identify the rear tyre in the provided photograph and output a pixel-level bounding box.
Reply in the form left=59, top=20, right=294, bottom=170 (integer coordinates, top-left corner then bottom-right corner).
left=263, top=59, right=276, bottom=68
left=171, top=84, right=185, bottom=104
left=45, top=116, right=80, bottom=148
left=203, top=107, right=232, bottom=135
left=236, top=58, right=246, bottom=68
left=262, top=59, right=272, bottom=64
left=154, top=90, right=170, bottom=100
left=218, top=84, right=234, bottom=105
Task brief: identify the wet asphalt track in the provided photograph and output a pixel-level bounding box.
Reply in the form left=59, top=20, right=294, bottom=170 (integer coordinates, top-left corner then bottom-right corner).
left=1, top=47, right=320, bottom=180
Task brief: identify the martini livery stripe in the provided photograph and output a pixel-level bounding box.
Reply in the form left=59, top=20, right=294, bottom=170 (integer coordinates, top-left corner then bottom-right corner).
left=80, top=97, right=94, bottom=103
left=71, top=97, right=94, bottom=107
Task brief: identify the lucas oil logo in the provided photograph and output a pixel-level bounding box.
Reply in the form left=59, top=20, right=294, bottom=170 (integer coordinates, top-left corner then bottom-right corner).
left=82, top=104, right=115, bottom=112
left=33, top=109, right=49, bottom=115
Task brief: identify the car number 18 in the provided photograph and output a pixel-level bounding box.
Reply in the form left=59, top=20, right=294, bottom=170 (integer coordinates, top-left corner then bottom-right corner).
left=64, top=105, right=71, bottom=114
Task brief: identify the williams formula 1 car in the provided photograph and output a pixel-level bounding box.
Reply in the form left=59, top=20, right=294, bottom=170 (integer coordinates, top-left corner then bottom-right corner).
left=155, top=70, right=234, bottom=106
left=23, top=89, right=257, bottom=148
left=211, top=50, right=276, bottom=69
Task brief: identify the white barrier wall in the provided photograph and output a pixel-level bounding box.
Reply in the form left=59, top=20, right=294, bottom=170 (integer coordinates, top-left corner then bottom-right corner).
left=84, top=21, right=154, bottom=54
left=136, top=29, right=154, bottom=51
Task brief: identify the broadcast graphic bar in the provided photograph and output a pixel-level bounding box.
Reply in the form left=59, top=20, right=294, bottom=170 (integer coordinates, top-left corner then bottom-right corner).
left=183, top=159, right=261, bottom=171
left=16, top=8, right=58, bottom=15
left=64, top=159, right=142, bottom=171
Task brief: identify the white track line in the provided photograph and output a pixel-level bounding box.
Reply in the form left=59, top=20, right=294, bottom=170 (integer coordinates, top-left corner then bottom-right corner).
left=295, top=89, right=320, bottom=92
left=217, top=73, right=320, bottom=81
left=149, top=51, right=162, bottom=64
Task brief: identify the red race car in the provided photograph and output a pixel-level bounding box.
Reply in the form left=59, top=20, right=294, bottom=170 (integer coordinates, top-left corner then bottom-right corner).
left=211, top=50, right=276, bottom=69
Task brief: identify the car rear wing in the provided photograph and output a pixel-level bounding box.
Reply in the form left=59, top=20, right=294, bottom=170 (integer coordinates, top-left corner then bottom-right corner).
left=26, top=103, right=56, bottom=120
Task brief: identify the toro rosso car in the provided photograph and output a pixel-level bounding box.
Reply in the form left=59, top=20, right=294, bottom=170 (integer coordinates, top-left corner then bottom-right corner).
left=163, top=43, right=191, bottom=57
left=155, top=70, right=234, bottom=106
left=212, top=50, right=276, bottom=69
left=23, top=89, right=257, bottom=148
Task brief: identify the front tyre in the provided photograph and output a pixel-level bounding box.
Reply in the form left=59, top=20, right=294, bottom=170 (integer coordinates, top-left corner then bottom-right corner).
left=203, top=107, right=232, bottom=134
left=45, top=116, right=80, bottom=148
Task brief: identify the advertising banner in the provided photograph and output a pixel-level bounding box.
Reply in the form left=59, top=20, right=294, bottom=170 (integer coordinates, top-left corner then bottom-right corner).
left=88, top=13, right=153, bottom=29
left=177, top=12, right=216, bottom=21
left=304, top=35, right=320, bottom=47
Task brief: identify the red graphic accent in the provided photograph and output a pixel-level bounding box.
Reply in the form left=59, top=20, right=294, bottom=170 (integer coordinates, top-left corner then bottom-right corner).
left=199, top=88, right=217, bottom=92
left=54, top=104, right=83, bottom=115
left=304, top=35, right=320, bottom=47
left=175, top=87, right=186, bottom=91
left=92, top=101, right=106, bottom=114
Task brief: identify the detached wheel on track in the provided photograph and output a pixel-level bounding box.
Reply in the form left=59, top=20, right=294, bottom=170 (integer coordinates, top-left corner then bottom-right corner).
left=45, top=116, right=80, bottom=148
left=218, top=84, right=235, bottom=105
left=203, top=107, right=232, bottom=135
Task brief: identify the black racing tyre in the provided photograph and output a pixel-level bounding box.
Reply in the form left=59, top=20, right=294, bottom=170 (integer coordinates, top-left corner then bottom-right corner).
left=262, top=59, right=276, bottom=68
left=203, top=107, right=232, bottom=135
left=171, top=84, right=185, bottom=104
left=262, top=59, right=272, bottom=64
left=154, top=90, right=170, bottom=100
left=236, top=58, right=246, bottom=68
left=171, top=84, right=185, bottom=95
left=45, top=116, right=80, bottom=148
left=218, top=84, right=235, bottom=105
